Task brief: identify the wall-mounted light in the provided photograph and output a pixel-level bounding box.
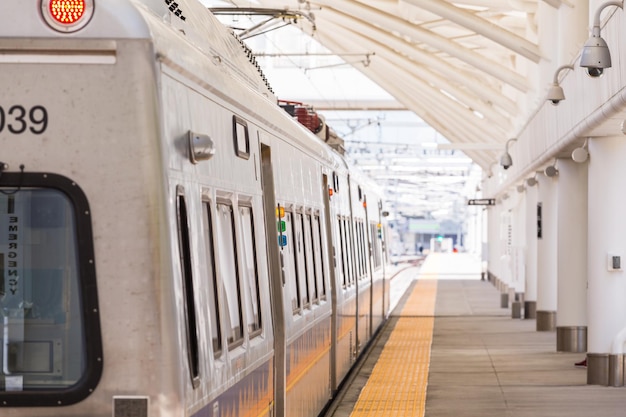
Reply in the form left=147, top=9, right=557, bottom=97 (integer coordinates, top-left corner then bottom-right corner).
left=547, top=64, right=574, bottom=105
left=544, top=161, right=559, bottom=177
left=572, top=138, right=589, bottom=163
left=188, top=131, right=216, bottom=163
left=500, top=138, right=517, bottom=170
left=580, top=1, right=623, bottom=78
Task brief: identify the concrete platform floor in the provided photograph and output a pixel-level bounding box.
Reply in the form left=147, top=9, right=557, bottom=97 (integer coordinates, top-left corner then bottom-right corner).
left=326, top=259, right=626, bottom=417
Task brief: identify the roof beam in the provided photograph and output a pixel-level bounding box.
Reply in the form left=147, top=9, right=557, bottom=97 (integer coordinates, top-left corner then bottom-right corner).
left=311, top=39, right=499, bottom=166
left=310, top=0, right=530, bottom=92
left=320, top=16, right=513, bottom=131
left=319, top=8, right=518, bottom=116
left=401, top=0, right=542, bottom=62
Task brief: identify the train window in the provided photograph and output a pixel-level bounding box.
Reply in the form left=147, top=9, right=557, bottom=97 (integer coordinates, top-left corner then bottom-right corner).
left=370, top=223, right=381, bottom=269
left=215, top=202, right=244, bottom=349
left=233, top=115, right=250, bottom=160
left=359, top=222, right=367, bottom=278
left=312, top=215, right=327, bottom=300
left=238, top=205, right=262, bottom=336
left=176, top=190, right=201, bottom=388
left=201, top=200, right=222, bottom=357
left=337, top=217, right=348, bottom=288
left=0, top=173, right=102, bottom=406
left=354, top=220, right=362, bottom=278
left=344, top=218, right=354, bottom=285
left=303, top=214, right=317, bottom=303
left=294, top=213, right=310, bottom=308
left=282, top=211, right=301, bottom=313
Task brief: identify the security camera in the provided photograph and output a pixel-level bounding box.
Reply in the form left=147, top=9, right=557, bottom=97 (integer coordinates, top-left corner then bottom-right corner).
left=547, top=83, right=565, bottom=105
left=500, top=152, right=513, bottom=170
left=586, top=67, right=604, bottom=78
left=580, top=1, right=617, bottom=79
left=499, top=138, right=516, bottom=170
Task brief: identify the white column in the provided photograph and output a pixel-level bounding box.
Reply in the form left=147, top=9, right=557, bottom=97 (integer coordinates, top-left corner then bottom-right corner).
left=511, top=189, right=526, bottom=294
left=556, top=159, right=588, bottom=352
left=487, top=203, right=501, bottom=287
left=559, top=1, right=589, bottom=63
left=587, top=136, right=626, bottom=385
left=524, top=181, right=538, bottom=318
left=536, top=173, right=558, bottom=331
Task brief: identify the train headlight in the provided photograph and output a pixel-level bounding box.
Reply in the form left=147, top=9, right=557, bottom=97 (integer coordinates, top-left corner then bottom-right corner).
left=41, top=0, right=95, bottom=33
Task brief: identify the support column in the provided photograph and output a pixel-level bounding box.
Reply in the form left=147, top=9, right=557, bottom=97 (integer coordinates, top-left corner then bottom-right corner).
left=556, top=159, right=588, bottom=352
left=508, top=189, right=526, bottom=318
left=536, top=173, right=557, bottom=331
left=499, top=199, right=513, bottom=308
left=587, top=136, right=626, bottom=386
left=524, top=180, right=538, bottom=319
left=488, top=198, right=509, bottom=302
left=559, top=1, right=589, bottom=64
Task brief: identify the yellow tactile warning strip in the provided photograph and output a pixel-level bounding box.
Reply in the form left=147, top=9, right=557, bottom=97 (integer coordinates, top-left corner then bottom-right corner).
left=350, top=279, right=438, bottom=417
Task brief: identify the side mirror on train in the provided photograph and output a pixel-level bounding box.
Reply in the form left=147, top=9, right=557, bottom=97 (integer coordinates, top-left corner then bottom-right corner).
left=188, top=131, right=215, bottom=164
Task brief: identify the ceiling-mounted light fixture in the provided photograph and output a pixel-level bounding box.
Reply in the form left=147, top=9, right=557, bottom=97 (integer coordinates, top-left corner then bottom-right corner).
left=580, top=1, right=624, bottom=78
left=547, top=65, right=574, bottom=105
left=500, top=138, right=517, bottom=170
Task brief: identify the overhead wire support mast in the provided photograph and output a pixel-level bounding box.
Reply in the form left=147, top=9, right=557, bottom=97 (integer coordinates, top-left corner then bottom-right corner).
left=253, top=52, right=375, bottom=72
left=209, top=7, right=316, bottom=39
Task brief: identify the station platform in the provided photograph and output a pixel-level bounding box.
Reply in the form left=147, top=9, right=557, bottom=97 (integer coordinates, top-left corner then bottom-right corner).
left=326, top=253, right=626, bottom=417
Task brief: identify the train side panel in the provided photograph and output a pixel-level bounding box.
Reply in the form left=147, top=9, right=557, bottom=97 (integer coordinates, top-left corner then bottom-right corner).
left=327, top=166, right=359, bottom=388
left=159, top=62, right=277, bottom=417
left=266, top=131, right=334, bottom=417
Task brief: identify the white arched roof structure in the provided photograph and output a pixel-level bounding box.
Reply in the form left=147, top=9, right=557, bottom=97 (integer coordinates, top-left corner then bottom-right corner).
left=228, top=0, right=587, bottom=170
left=206, top=1, right=626, bottom=221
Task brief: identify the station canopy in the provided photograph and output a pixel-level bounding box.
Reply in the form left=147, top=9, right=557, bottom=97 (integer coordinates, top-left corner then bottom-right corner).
left=203, top=0, right=547, bottom=220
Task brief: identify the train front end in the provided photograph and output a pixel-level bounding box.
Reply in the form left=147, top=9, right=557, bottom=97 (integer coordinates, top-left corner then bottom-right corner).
left=0, top=1, right=178, bottom=416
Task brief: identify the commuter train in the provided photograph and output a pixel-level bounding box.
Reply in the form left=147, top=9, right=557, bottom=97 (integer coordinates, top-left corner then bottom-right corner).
left=0, top=1, right=392, bottom=416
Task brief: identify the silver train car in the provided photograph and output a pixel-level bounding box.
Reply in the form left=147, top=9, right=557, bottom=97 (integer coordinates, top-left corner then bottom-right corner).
left=0, top=1, right=391, bottom=416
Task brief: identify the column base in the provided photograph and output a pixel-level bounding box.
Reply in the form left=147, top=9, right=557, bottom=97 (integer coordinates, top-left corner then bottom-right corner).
left=511, top=301, right=522, bottom=318
left=500, top=292, right=509, bottom=308
left=588, top=353, right=609, bottom=386
left=536, top=310, right=555, bottom=331
left=523, top=301, right=536, bottom=319
left=609, top=354, right=624, bottom=387
left=556, top=326, right=587, bottom=352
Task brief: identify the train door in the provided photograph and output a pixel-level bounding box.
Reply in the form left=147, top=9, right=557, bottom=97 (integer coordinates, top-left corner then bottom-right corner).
left=322, top=173, right=339, bottom=393
left=363, top=193, right=373, bottom=340
left=260, top=143, right=286, bottom=417
left=346, top=175, right=361, bottom=356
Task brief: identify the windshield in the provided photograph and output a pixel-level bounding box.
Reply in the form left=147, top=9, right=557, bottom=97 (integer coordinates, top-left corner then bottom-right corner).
left=0, top=173, right=101, bottom=406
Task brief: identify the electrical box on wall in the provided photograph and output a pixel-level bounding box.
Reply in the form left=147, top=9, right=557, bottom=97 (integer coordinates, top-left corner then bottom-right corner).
left=608, top=254, right=622, bottom=271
